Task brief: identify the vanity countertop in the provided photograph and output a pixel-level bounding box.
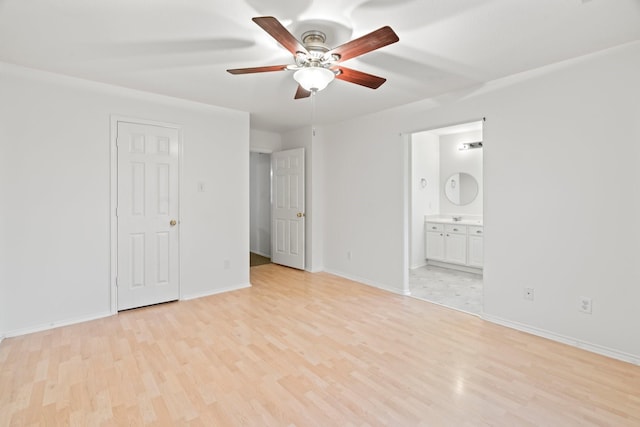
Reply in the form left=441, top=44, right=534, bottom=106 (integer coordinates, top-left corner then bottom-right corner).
left=424, top=216, right=483, bottom=226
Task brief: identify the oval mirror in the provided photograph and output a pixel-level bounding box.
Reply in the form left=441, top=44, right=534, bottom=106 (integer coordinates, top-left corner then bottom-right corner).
left=444, top=172, right=478, bottom=205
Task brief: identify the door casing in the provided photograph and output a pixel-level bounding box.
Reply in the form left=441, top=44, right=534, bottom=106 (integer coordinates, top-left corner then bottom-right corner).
left=109, top=115, right=183, bottom=314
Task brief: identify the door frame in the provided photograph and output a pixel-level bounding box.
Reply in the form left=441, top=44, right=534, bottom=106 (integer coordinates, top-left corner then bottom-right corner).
left=402, top=117, right=486, bottom=298
left=249, top=149, right=273, bottom=260
left=109, top=115, right=184, bottom=314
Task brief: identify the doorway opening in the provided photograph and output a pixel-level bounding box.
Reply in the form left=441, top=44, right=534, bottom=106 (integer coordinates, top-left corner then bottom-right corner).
left=407, top=120, right=484, bottom=315
left=249, top=147, right=307, bottom=270
left=250, top=151, right=272, bottom=267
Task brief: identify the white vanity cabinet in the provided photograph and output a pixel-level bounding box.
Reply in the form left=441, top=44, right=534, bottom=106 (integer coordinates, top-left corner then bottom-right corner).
left=425, top=223, right=445, bottom=260
left=425, top=221, right=483, bottom=269
left=467, top=226, right=484, bottom=268
left=443, top=224, right=467, bottom=265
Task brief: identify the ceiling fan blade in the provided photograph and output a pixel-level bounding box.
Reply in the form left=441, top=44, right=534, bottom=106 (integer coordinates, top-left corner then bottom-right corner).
left=252, top=16, right=309, bottom=56
left=327, top=26, right=399, bottom=63
left=333, top=66, right=387, bottom=89
left=227, top=64, right=289, bottom=74
left=294, top=85, right=312, bottom=99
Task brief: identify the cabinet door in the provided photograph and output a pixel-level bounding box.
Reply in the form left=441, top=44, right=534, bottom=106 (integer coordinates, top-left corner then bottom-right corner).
left=426, top=231, right=445, bottom=261
left=468, top=235, right=484, bottom=267
left=445, top=233, right=467, bottom=265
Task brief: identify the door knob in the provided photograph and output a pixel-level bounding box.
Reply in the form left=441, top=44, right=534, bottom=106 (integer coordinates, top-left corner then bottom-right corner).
left=297, top=212, right=305, bottom=218
left=169, top=219, right=177, bottom=226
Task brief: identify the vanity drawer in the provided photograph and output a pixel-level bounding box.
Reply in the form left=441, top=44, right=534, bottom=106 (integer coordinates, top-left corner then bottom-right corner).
left=425, top=222, right=444, bottom=232
left=469, top=226, right=484, bottom=236
left=444, top=224, right=467, bottom=234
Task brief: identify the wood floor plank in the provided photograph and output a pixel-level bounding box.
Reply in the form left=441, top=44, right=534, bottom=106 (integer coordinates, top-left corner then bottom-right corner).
left=1, top=263, right=639, bottom=426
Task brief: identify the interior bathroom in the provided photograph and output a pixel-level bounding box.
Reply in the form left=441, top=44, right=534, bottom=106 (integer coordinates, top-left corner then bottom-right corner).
left=409, top=120, right=484, bottom=315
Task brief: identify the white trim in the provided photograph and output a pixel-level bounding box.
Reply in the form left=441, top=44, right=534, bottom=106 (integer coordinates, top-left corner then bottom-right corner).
left=401, top=133, right=410, bottom=295
left=323, top=268, right=410, bottom=296
left=3, top=311, right=113, bottom=339
left=110, top=115, right=184, bottom=313
left=402, top=118, right=487, bottom=145
left=482, top=314, right=640, bottom=366
left=181, top=283, right=252, bottom=301
left=110, top=118, right=118, bottom=314
left=409, top=261, right=428, bottom=270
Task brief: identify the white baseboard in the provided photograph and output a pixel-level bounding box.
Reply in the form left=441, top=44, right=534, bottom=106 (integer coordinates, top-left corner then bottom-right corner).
left=181, top=283, right=251, bottom=301
left=482, top=313, right=640, bottom=366
left=410, top=261, right=428, bottom=270
left=323, top=268, right=410, bottom=296
left=3, top=311, right=113, bottom=339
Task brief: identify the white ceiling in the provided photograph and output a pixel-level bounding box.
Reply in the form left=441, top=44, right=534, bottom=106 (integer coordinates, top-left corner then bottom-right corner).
left=1, top=0, right=639, bottom=132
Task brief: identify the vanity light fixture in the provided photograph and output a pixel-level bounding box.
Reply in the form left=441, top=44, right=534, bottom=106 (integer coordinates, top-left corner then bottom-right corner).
left=459, top=141, right=483, bottom=151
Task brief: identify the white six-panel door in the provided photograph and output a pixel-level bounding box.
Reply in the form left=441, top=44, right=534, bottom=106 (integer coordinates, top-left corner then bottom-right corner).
left=271, top=148, right=305, bottom=270
left=117, top=121, right=180, bottom=310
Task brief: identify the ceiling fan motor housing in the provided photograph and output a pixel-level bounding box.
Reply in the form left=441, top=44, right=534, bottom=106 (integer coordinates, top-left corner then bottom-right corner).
left=301, top=30, right=330, bottom=57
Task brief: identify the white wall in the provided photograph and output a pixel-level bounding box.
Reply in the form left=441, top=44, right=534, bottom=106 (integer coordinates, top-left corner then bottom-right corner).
left=0, top=63, right=250, bottom=336
left=0, top=102, right=7, bottom=334
left=321, top=119, right=406, bottom=293
left=249, top=152, right=271, bottom=257
left=439, top=130, right=483, bottom=216
left=250, top=129, right=282, bottom=153
left=410, top=132, right=439, bottom=268
left=319, top=41, right=640, bottom=362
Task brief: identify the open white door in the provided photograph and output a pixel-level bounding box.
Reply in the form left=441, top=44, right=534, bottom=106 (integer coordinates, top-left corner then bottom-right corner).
left=116, top=121, right=180, bottom=310
left=271, top=148, right=305, bottom=270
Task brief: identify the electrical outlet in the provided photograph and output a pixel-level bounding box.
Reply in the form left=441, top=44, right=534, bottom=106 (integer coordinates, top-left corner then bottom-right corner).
left=579, top=296, right=592, bottom=314
left=524, top=287, right=534, bottom=301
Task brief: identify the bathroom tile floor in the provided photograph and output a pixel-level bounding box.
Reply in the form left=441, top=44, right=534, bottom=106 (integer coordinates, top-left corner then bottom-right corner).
left=409, top=265, right=483, bottom=315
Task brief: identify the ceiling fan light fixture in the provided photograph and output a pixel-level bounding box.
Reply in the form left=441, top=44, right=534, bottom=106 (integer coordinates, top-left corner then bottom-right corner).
left=293, top=67, right=335, bottom=92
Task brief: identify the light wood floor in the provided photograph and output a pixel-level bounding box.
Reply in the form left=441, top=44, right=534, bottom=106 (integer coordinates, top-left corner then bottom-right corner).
left=1, top=264, right=639, bottom=426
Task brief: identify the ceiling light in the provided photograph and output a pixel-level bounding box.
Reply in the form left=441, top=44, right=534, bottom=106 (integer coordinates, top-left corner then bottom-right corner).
left=293, top=67, right=335, bottom=92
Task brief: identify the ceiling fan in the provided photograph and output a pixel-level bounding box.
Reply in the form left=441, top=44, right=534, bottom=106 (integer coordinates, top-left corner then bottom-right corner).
left=227, top=16, right=399, bottom=99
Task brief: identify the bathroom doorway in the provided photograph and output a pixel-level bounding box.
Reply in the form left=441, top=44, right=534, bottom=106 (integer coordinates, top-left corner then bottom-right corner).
left=407, top=120, right=484, bottom=315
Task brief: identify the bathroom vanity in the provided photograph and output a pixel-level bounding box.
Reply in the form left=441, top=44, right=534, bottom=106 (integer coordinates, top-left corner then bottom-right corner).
left=425, top=217, right=483, bottom=272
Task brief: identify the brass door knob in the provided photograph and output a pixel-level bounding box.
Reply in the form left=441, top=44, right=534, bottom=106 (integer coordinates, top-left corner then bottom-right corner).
left=297, top=212, right=305, bottom=218
left=169, top=219, right=177, bottom=226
